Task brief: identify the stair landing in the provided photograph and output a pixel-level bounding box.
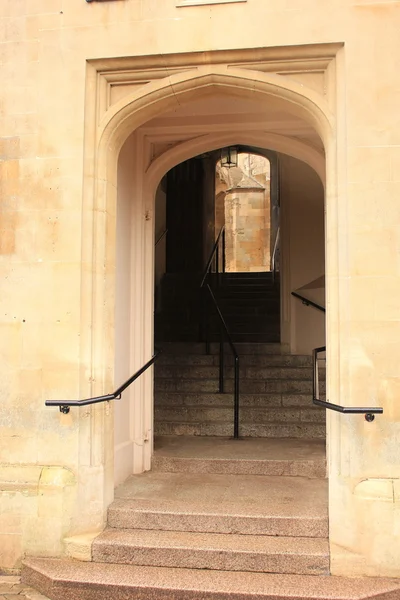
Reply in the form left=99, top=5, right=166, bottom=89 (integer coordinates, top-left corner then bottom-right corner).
left=152, top=436, right=326, bottom=477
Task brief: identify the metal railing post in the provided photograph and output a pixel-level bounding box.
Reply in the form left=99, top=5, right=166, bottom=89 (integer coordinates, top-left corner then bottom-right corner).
left=219, top=326, right=224, bottom=393
left=222, top=228, right=226, bottom=276
left=233, top=355, right=240, bottom=439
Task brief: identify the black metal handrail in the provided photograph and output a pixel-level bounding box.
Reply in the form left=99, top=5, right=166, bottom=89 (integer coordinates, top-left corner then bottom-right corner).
left=206, top=284, right=240, bottom=438
left=313, top=346, right=383, bottom=422
left=46, top=351, right=162, bottom=414
left=271, top=226, right=280, bottom=283
left=200, top=226, right=240, bottom=438
left=292, top=291, right=325, bottom=313
left=155, top=229, right=168, bottom=247
left=200, top=226, right=226, bottom=288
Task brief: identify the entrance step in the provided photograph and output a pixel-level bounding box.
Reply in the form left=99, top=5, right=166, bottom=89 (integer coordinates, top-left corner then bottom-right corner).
left=109, top=472, right=328, bottom=538
left=152, top=437, right=326, bottom=477
left=92, top=528, right=329, bottom=575
left=155, top=421, right=326, bottom=438
left=155, top=392, right=320, bottom=407
left=22, top=558, right=400, bottom=600
left=160, top=342, right=287, bottom=354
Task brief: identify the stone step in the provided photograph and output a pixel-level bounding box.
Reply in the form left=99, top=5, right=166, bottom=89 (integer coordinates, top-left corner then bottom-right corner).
left=212, top=332, right=281, bottom=343
left=92, top=528, right=329, bottom=575
left=209, top=313, right=280, bottom=324
left=159, top=342, right=287, bottom=355
left=152, top=436, right=326, bottom=478
left=154, top=421, right=326, bottom=438
left=23, top=558, right=400, bottom=600
left=154, top=406, right=325, bottom=425
left=110, top=472, right=328, bottom=537
left=154, top=378, right=325, bottom=394
left=157, top=353, right=313, bottom=367
left=215, top=307, right=280, bottom=316
left=154, top=392, right=322, bottom=408
left=155, top=364, right=316, bottom=380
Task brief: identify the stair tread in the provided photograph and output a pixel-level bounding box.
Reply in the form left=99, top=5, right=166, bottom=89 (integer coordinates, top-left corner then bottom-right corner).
left=113, top=472, right=328, bottom=519
left=94, top=527, right=329, bottom=554
left=22, top=558, right=400, bottom=599
left=154, top=436, right=325, bottom=458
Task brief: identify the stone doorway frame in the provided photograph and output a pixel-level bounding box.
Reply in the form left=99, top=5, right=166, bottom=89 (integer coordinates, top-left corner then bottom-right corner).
left=78, top=42, right=345, bottom=520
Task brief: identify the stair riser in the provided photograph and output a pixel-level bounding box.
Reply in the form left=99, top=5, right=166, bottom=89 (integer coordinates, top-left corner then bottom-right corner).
left=108, top=511, right=328, bottom=539
left=154, top=422, right=326, bottom=438
left=159, top=343, right=287, bottom=355
left=152, top=457, right=326, bottom=478
left=155, top=393, right=322, bottom=408
left=155, top=380, right=325, bottom=394
left=155, top=366, right=316, bottom=380
left=93, top=544, right=329, bottom=576
left=158, top=354, right=313, bottom=367
left=155, top=407, right=326, bottom=424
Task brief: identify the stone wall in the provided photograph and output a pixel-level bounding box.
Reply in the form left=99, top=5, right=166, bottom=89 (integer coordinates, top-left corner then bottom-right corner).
left=1, top=0, right=400, bottom=578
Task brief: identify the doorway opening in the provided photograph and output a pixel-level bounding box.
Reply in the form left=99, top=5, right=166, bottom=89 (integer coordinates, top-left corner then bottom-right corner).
left=153, top=147, right=282, bottom=346
left=111, top=68, right=328, bottom=485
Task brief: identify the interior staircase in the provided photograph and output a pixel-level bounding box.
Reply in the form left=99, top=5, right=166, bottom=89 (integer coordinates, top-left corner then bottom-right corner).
left=155, top=271, right=280, bottom=343
left=154, top=342, right=325, bottom=438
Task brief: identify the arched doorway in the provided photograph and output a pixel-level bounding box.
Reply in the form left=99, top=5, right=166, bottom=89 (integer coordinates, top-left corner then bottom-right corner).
left=78, top=50, right=339, bottom=512
left=104, top=68, right=332, bottom=486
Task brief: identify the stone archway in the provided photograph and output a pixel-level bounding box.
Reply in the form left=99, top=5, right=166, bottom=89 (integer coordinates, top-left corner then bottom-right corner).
left=78, top=47, right=341, bottom=524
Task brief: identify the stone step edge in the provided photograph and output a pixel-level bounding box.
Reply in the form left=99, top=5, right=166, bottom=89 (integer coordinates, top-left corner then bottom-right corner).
left=107, top=500, right=328, bottom=538
left=151, top=459, right=326, bottom=479
left=92, top=528, right=329, bottom=575
left=22, top=558, right=400, bottom=600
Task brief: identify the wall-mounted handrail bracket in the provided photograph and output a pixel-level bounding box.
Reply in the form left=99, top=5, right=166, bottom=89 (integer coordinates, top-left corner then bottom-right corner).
left=313, top=346, right=383, bottom=422
left=292, top=291, right=325, bottom=313
left=46, top=351, right=162, bottom=414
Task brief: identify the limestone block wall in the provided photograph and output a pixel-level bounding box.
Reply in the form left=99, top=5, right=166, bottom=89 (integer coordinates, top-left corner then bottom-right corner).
left=279, top=154, right=325, bottom=355
left=224, top=187, right=270, bottom=272
left=1, top=0, right=400, bottom=579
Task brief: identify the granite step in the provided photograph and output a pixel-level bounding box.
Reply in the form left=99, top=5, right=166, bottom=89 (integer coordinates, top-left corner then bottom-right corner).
left=154, top=378, right=325, bottom=394
left=154, top=364, right=316, bottom=380
left=155, top=421, right=326, bottom=438
left=92, top=528, right=329, bottom=575
left=154, top=406, right=325, bottom=425
left=152, top=437, right=326, bottom=477
left=154, top=392, right=321, bottom=408
left=157, top=353, right=313, bottom=367
left=110, top=472, right=328, bottom=537
left=22, top=558, right=400, bottom=600
left=159, top=342, right=286, bottom=355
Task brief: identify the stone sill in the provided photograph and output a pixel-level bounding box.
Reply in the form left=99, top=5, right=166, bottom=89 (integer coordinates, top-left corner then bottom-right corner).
left=177, top=0, right=246, bottom=6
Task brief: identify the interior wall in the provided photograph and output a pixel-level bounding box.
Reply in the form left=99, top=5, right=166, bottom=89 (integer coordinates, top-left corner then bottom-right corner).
left=166, top=158, right=204, bottom=273
left=114, top=136, right=135, bottom=486
left=154, top=179, right=167, bottom=313
left=279, top=154, right=325, bottom=355
left=202, top=157, right=216, bottom=267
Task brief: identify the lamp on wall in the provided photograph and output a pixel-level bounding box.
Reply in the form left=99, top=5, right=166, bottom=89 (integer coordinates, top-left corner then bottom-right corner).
left=220, top=146, right=238, bottom=168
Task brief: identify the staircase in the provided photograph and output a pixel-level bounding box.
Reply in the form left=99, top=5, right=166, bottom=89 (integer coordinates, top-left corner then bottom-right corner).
left=22, top=438, right=400, bottom=599
left=155, top=271, right=280, bottom=343
left=154, top=342, right=325, bottom=439
left=20, top=272, right=400, bottom=598
left=216, top=272, right=280, bottom=342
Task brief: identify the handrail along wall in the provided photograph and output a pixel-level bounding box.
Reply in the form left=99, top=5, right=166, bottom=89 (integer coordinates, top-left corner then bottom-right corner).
left=313, top=346, right=383, bottom=422
left=46, top=351, right=162, bottom=413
